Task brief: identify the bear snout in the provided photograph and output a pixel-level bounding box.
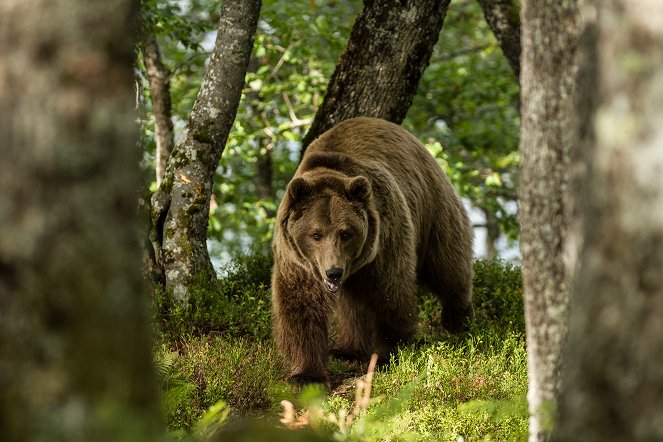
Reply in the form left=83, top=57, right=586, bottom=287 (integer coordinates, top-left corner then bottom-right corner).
left=325, top=267, right=344, bottom=282
left=323, top=267, right=343, bottom=293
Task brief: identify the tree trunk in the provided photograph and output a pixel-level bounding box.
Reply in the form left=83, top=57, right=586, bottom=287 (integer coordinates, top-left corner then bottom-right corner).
left=484, top=209, right=500, bottom=260
left=554, top=2, right=663, bottom=440
left=143, top=34, right=175, bottom=186
left=256, top=145, right=273, bottom=200
left=300, top=0, right=451, bottom=153
left=0, top=0, right=160, bottom=439
left=151, top=0, right=261, bottom=301
left=519, top=1, right=581, bottom=440
left=477, top=0, right=521, bottom=79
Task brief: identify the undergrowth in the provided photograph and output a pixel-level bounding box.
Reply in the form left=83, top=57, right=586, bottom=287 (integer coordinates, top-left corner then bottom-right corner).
left=153, top=256, right=527, bottom=441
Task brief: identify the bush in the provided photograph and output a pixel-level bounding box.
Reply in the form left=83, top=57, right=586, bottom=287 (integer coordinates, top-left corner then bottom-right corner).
left=418, top=258, right=524, bottom=340
left=153, top=253, right=274, bottom=341
left=155, top=336, right=285, bottom=431
left=471, top=259, right=524, bottom=334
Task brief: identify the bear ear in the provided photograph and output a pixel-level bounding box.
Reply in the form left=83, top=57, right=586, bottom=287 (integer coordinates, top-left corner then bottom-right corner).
left=346, top=176, right=371, bottom=202
left=288, top=177, right=312, bottom=201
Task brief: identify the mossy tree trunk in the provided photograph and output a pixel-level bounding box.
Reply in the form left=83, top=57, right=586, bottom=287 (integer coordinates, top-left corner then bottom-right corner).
left=150, top=0, right=261, bottom=301
left=0, top=0, right=160, bottom=439
left=300, top=0, right=452, bottom=153
left=554, top=1, right=663, bottom=440
left=476, top=0, right=521, bottom=79
left=519, top=1, right=581, bottom=440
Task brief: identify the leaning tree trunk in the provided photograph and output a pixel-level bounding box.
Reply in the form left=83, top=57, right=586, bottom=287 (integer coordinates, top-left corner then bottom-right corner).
left=554, top=2, right=663, bottom=440
left=151, top=0, right=261, bottom=301
left=0, top=0, right=160, bottom=439
left=476, top=0, right=521, bottom=79
left=519, top=1, right=581, bottom=440
left=300, top=0, right=451, bottom=153
left=143, top=34, right=175, bottom=186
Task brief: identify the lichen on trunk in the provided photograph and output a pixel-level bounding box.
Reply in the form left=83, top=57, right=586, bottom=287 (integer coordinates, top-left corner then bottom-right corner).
left=519, top=1, right=581, bottom=440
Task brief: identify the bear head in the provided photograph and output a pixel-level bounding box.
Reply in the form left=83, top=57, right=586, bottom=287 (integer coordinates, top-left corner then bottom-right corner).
left=279, top=172, right=380, bottom=293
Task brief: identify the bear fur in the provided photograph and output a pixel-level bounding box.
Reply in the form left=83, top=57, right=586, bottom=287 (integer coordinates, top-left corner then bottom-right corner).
left=271, top=117, right=473, bottom=384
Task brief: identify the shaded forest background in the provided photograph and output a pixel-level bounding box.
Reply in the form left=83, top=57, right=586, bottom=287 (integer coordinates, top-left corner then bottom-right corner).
left=137, top=0, right=520, bottom=267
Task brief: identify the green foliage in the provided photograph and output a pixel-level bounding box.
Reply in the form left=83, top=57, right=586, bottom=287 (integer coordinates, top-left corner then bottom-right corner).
left=207, top=0, right=360, bottom=257
left=472, top=258, right=524, bottom=333
left=407, top=0, right=521, bottom=243
left=419, top=258, right=524, bottom=340
left=153, top=253, right=273, bottom=340
left=154, top=336, right=283, bottom=432
left=138, top=0, right=520, bottom=259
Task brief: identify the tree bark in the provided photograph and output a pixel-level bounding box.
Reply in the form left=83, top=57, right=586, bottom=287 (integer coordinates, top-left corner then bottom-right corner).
left=554, top=2, right=663, bottom=440
left=477, top=0, right=521, bottom=79
left=0, top=0, right=160, bottom=439
left=300, top=0, right=451, bottom=153
left=143, top=34, right=175, bottom=186
left=151, top=0, right=261, bottom=301
left=519, top=1, right=581, bottom=440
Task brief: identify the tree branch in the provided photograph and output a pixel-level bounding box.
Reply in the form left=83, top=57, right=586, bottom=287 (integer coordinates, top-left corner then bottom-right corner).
left=477, top=0, right=521, bottom=79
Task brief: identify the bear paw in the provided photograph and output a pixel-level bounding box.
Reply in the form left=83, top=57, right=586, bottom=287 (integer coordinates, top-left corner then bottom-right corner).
left=330, top=347, right=369, bottom=362
left=442, top=303, right=474, bottom=333
left=287, top=370, right=329, bottom=387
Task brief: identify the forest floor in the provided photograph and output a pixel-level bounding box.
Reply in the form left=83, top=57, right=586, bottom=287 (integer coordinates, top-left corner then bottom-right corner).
left=153, top=256, right=528, bottom=441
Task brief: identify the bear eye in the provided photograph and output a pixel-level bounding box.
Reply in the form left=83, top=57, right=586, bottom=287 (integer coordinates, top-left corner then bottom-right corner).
left=340, top=231, right=353, bottom=241
left=312, top=232, right=322, bottom=241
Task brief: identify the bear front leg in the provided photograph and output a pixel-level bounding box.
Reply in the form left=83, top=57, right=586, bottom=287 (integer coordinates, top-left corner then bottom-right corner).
left=272, top=270, right=331, bottom=385
left=332, top=293, right=375, bottom=362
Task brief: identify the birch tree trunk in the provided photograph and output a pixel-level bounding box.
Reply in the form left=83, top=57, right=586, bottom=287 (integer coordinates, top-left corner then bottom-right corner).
left=519, top=1, right=581, bottom=440
left=554, top=1, right=663, bottom=440
left=0, top=0, right=160, bottom=439
left=151, top=0, right=261, bottom=301
left=300, top=0, right=451, bottom=152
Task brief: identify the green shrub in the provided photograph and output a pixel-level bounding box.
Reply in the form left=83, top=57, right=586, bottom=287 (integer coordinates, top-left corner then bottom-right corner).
left=153, top=253, right=273, bottom=340
left=471, top=259, right=524, bottom=334
left=155, top=336, right=285, bottom=431
left=418, top=258, right=524, bottom=341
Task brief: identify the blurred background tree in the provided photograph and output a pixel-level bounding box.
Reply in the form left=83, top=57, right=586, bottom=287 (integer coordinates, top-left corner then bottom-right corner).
left=137, top=0, right=520, bottom=268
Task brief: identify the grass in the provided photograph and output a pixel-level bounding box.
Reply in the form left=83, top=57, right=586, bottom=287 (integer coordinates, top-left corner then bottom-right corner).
left=153, top=256, right=527, bottom=441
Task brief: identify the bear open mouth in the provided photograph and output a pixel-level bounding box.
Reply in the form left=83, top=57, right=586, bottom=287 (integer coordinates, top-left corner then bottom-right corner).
left=324, top=279, right=341, bottom=293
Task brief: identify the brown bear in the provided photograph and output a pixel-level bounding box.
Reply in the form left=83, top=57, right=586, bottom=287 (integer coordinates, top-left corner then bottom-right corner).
left=271, top=117, right=474, bottom=384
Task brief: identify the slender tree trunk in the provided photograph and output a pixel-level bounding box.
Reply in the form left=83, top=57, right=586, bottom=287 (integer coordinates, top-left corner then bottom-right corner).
left=245, top=57, right=274, bottom=202
left=143, top=34, right=175, bottom=186
left=477, top=0, right=521, bottom=79
left=256, top=146, right=273, bottom=200
left=0, top=0, right=160, bottom=439
left=300, top=0, right=451, bottom=153
left=151, top=0, right=261, bottom=301
left=554, top=2, right=663, bottom=440
left=484, top=209, right=500, bottom=260
left=519, top=1, right=581, bottom=440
